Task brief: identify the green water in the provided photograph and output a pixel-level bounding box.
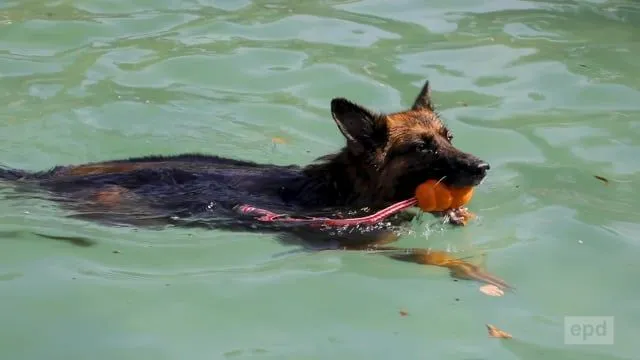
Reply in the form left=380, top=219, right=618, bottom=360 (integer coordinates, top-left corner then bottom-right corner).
left=1, top=1, right=639, bottom=359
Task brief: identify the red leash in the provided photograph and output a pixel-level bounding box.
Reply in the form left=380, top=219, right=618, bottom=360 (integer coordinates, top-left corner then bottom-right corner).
left=235, top=198, right=418, bottom=227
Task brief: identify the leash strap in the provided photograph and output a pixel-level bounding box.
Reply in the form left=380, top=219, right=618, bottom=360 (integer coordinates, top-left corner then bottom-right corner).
left=235, top=198, right=417, bottom=227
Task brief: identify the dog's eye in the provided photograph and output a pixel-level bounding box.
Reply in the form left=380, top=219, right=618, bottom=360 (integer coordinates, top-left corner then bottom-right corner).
left=416, top=142, right=434, bottom=154
left=445, top=131, right=454, bottom=142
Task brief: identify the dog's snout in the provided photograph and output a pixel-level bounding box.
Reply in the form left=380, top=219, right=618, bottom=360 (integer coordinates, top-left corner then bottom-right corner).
left=477, top=162, right=490, bottom=171
left=470, top=161, right=490, bottom=178
left=437, top=148, right=491, bottom=187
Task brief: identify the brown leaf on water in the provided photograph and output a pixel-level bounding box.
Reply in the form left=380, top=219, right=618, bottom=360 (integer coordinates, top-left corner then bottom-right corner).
left=479, top=284, right=504, bottom=297
left=486, top=324, right=512, bottom=339
left=271, top=137, right=288, bottom=145
left=399, top=309, right=409, bottom=316
left=594, top=175, right=609, bottom=185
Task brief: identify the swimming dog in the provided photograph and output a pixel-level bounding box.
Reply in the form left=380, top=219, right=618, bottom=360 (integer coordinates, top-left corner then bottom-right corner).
left=0, top=80, right=508, bottom=290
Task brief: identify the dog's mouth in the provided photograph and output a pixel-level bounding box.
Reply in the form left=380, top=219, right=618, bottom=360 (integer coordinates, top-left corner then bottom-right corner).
left=439, top=162, right=490, bottom=188
left=407, top=170, right=488, bottom=193
left=389, top=162, right=490, bottom=211
left=444, top=175, right=485, bottom=188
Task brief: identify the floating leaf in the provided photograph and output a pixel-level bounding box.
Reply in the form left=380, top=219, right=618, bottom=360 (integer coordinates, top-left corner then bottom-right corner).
left=271, top=137, right=288, bottom=144
left=479, top=284, right=504, bottom=297
left=486, top=324, right=512, bottom=339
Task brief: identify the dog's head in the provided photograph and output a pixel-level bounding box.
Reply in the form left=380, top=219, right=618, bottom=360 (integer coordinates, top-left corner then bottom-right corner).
left=329, top=80, right=490, bottom=203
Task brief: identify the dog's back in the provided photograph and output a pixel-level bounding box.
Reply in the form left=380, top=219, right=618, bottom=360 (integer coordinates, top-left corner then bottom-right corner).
left=1, top=154, right=315, bottom=228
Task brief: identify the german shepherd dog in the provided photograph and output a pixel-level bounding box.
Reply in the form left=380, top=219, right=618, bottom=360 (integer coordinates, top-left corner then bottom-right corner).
left=0, top=80, right=509, bottom=290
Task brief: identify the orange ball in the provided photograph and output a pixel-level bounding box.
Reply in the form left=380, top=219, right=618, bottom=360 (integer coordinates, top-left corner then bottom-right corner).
left=414, top=180, right=474, bottom=212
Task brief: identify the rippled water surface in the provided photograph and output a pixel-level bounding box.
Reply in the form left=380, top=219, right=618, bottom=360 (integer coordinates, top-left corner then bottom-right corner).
left=1, top=1, right=639, bottom=359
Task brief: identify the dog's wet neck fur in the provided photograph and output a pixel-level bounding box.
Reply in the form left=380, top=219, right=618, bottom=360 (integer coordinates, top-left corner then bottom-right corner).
left=279, top=147, right=386, bottom=209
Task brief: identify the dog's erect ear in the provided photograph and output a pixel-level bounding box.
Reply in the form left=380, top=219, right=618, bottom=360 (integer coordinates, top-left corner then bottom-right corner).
left=331, top=98, right=382, bottom=153
left=411, top=80, right=434, bottom=111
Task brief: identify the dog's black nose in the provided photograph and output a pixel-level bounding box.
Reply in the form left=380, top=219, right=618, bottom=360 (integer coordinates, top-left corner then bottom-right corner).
left=477, top=162, right=490, bottom=171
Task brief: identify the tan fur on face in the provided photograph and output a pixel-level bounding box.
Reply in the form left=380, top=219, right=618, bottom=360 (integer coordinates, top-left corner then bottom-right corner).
left=374, top=110, right=446, bottom=164
left=366, top=108, right=450, bottom=201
